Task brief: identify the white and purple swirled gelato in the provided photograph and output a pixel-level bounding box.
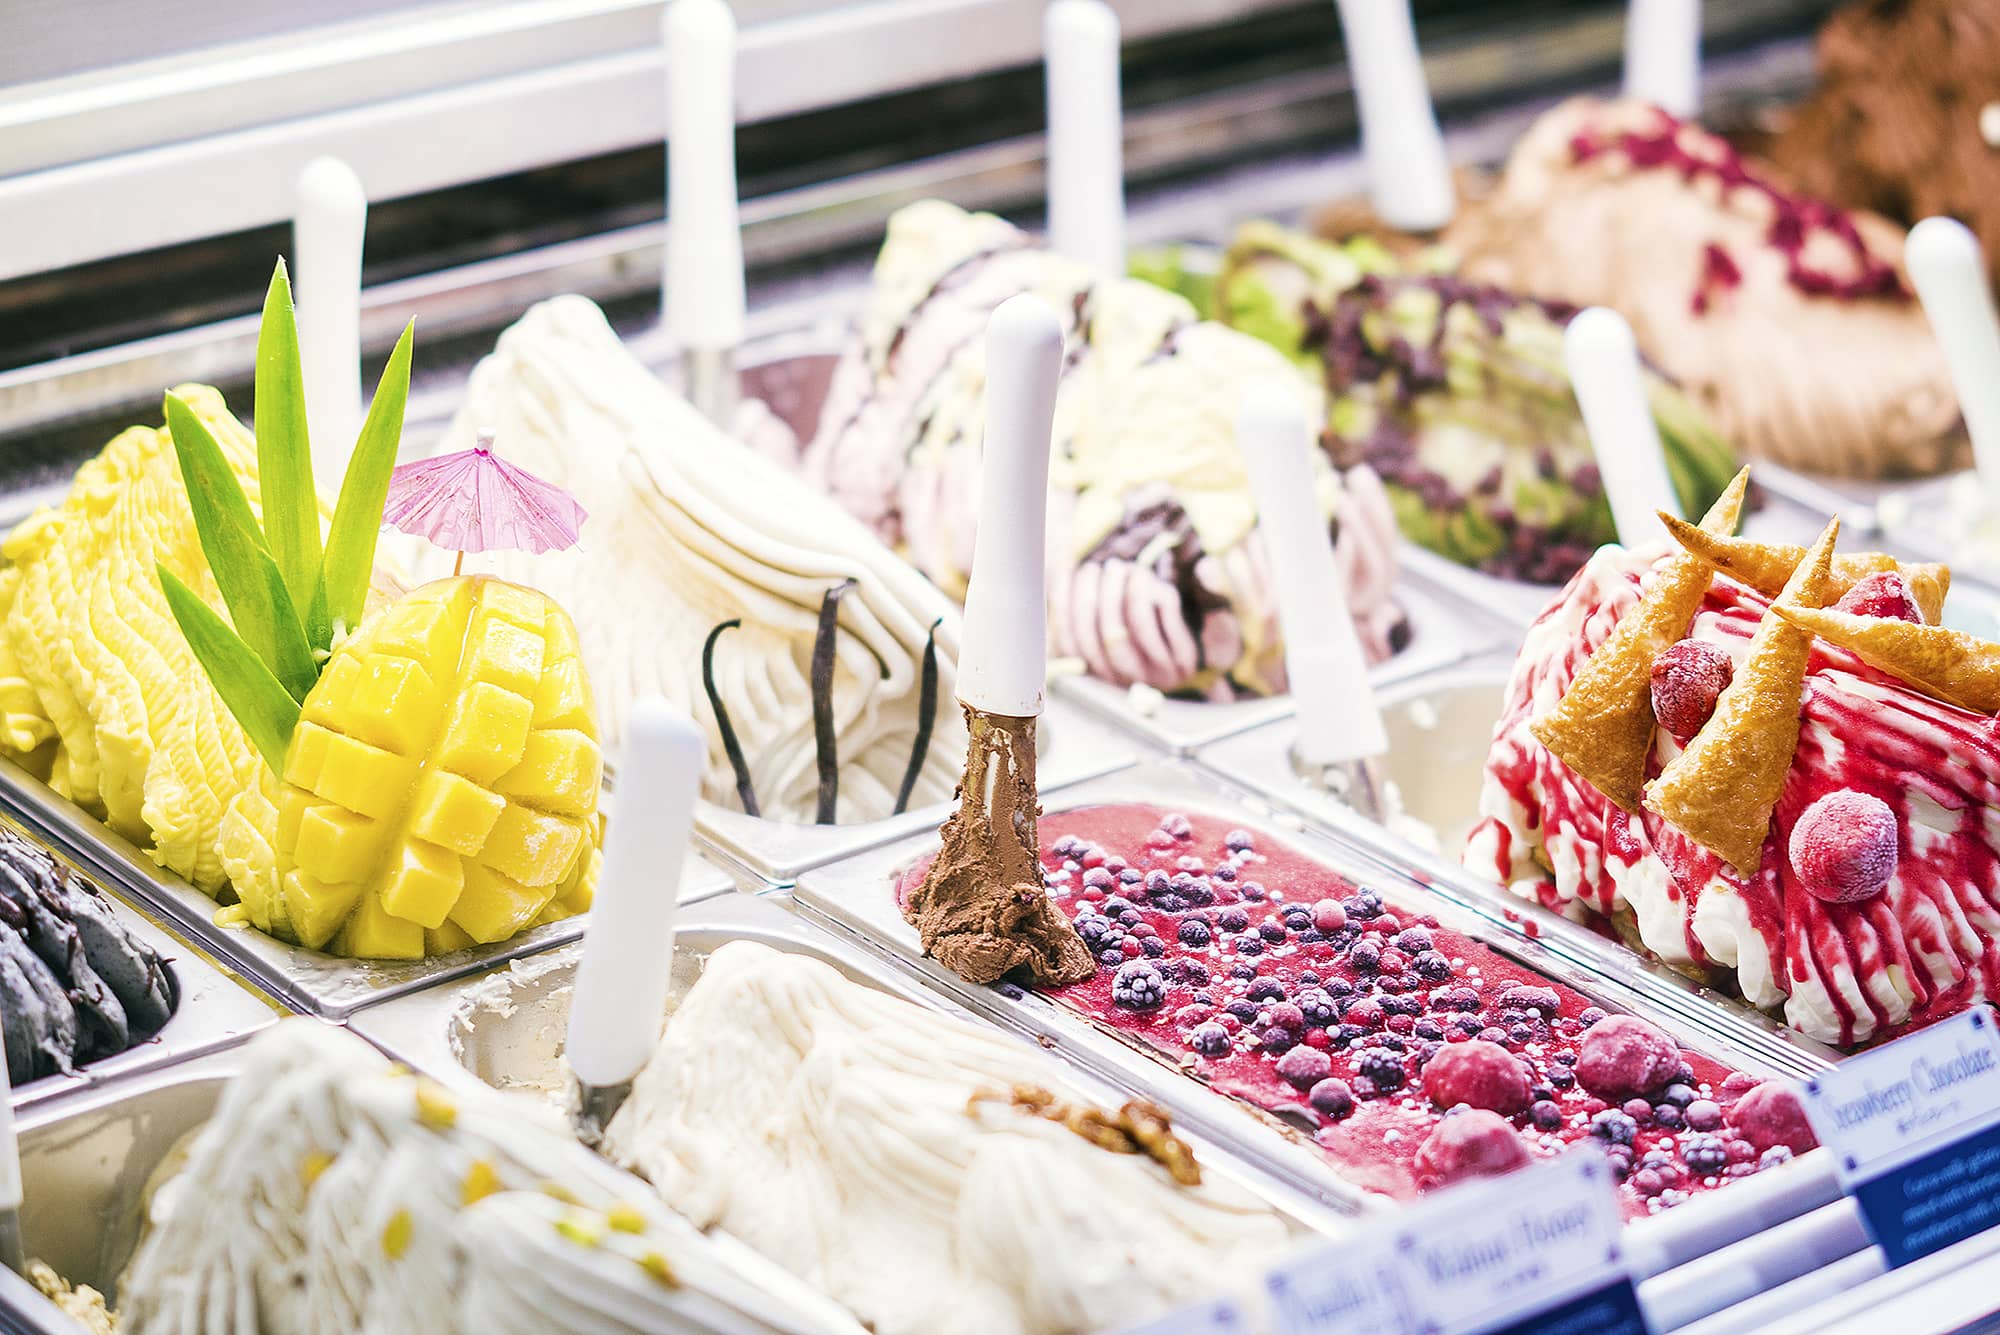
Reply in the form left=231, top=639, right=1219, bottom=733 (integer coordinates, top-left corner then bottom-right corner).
left=802, top=201, right=1405, bottom=700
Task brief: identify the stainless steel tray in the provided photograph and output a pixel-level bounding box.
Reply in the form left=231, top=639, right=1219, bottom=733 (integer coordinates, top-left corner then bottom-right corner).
left=0, top=814, right=278, bottom=1112
left=0, top=752, right=738, bottom=1020
left=1050, top=557, right=1518, bottom=755
left=351, top=889, right=1359, bottom=1239
left=792, top=763, right=1839, bottom=1222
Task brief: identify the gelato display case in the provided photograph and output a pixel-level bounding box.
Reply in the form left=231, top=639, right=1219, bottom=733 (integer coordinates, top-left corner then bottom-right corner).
left=5, top=0, right=2000, bottom=1330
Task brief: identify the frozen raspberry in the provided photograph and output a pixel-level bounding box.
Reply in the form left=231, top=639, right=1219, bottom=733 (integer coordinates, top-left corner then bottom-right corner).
left=1413, top=1110, right=1530, bottom=1189
left=1789, top=790, right=1899, bottom=904
left=1422, top=1039, right=1531, bottom=1115
left=1731, top=1082, right=1819, bottom=1155
left=1575, top=1016, right=1682, bottom=1099
left=1650, top=639, right=1734, bottom=739
left=1835, top=571, right=1922, bottom=623
left=1276, top=1046, right=1334, bottom=1090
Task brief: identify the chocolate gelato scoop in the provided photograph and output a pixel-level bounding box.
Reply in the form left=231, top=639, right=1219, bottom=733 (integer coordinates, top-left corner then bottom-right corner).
left=1769, top=0, right=2000, bottom=293
left=902, top=707, right=1094, bottom=986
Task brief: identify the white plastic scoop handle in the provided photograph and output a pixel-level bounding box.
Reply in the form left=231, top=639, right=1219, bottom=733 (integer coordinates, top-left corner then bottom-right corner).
left=959, top=294, right=1064, bottom=719
left=1565, top=306, right=1682, bottom=541
left=566, top=697, right=705, bottom=1090
left=1623, top=0, right=1702, bottom=118
left=1044, top=0, right=1126, bottom=277
left=1331, top=0, right=1454, bottom=232
left=293, top=156, right=366, bottom=494
left=664, top=0, right=746, bottom=352
left=1908, top=216, right=2000, bottom=508
left=1238, top=381, right=1388, bottom=767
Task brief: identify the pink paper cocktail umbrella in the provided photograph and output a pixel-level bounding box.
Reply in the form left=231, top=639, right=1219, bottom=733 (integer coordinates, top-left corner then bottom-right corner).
left=384, top=428, right=586, bottom=574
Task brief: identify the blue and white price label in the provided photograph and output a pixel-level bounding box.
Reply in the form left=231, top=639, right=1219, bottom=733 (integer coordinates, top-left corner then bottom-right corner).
left=1264, top=1151, right=1642, bottom=1335
left=1398, top=1152, right=1642, bottom=1335
left=1800, top=1007, right=2000, bottom=1267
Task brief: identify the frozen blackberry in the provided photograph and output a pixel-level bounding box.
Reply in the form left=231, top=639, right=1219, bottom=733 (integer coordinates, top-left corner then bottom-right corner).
left=1353, top=1046, right=1407, bottom=1091
left=1590, top=1109, right=1638, bottom=1145
left=1229, top=963, right=1259, bottom=981
left=1141, top=937, right=1167, bottom=958
left=1343, top=890, right=1384, bottom=919
left=1111, top=961, right=1168, bottom=1011
left=1167, top=959, right=1211, bottom=987
left=1235, top=933, right=1266, bottom=956
left=1297, top=989, right=1339, bottom=1027
left=1349, top=940, right=1383, bottom=973
left=1097, top=949, right=1125, bottom=967
left=1681, top=1135, right=1729, bottom=1175
left=1412, top=951, right=1453, bottom=983
left=1189, top=1023, right=1232, bottom=1058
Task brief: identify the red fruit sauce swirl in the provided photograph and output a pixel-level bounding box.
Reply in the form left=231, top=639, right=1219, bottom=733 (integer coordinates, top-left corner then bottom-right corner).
left=1568, top=105, right=1908, bottom=313
left=1473, top=549, right=2000, bottom=1047
left=904, top=803, right=1803, bottom=1219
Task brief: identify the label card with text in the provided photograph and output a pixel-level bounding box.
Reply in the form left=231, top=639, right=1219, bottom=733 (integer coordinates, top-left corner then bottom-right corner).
left=1265, top=1150, right=1641, bottom=1335
left=1800, top=1007, right=2000, bottom=1268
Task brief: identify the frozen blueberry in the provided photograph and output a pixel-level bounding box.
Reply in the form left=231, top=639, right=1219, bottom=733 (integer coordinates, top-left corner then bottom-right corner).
left=1683, top=1099, right=1724, bottom=1132
left=1325, top=977, right=1355, bottom=998
left=1229, top=963, right=1259, bottom=981
left=1225, top=829, right=1256, bottom=852
left=1660, top=1083, right=1698, bottom=1108
left=1102, top=897, right=1134, bottom=918
left=1051, top=835, right=1085, bottom=859
left=1546, top=1067, right=1575, bottom=1091
left=1118, top=867, right=1144, bottom=885
left=1211, top=864, right=1237, bottom=882
left=1529, top=1100, right=1563, bottom=1131
left=1118, top=910, right=1143, bottom=929
left=1112, top=962, right=1168, bottom=1011
left=1239, top=881, right=1269, bottom=902
left=1354, top=1047, right=1408, bottom=1092
left=1217, top=907, right=1250, bottom=933
left=1414, top=1019, right=1445, bottom=1042
left=1189, top=1023, right=1232, bottom=1058
left=1681, top=1134, right=1728, bottom=1175
left=1259, top=1026, right=1300, bottom=1055
left=1604, top=1147, right=1635, bottom=1181
left=1145, top=870, right=1172, bottom=895
left=1578, top=1006, right=1607, bottom=1028
left=1652, top=1104, right=1685, bottom=1131
left=1309, top=1078, right=1356, bottom=1119
left=1297, top=971, right=1321, bottom=986
left=1178, top=919, right=1214, bottom=948
left=1160, top=813, right=1194, bottom=840
left=1183, top=879, right=1216, bottom=908
left=1498, top=985, right=1561, bottom=1017
left=1225, top=1000, right=1260, bottom=1024
left=1258, top=921, right=1290, bottom=944
left=1590, top=1110, right=1638, bottom=1145
left=1507, top=1024, right=1536, bottom=1045
left=1281, top=905, right=1313, bottom=929
left=1435, top=986, right=1482, bottom=1013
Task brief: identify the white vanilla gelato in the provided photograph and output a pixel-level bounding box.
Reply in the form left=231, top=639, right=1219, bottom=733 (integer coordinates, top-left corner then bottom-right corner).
left=434, top=296, right=966, bottom=825
left=118, top=1020, right=849, bottom=1334
left=602, top=940, right=1296, bottom=1335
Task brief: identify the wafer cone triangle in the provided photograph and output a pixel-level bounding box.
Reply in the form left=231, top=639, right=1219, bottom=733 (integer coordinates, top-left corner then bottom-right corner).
left=1656, top=516, right=1948, bottom=619
left=1771, top=604, right=2000, bottom=715
left=1645, top=517, right=1840, bottom=876
left=1528, top=467, right=1750, bottom=813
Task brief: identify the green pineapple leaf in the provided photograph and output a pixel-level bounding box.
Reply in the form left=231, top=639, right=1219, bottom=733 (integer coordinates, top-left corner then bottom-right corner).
left=255, top=259, right=326, bottom=643
left=164, top=393, right=320, bottom=701
left=314, top=318, right=414, bottom=638
left=158, top=565, right=302, bottom=773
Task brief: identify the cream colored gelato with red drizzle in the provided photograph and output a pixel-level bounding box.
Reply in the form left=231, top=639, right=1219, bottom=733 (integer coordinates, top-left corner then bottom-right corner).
left=1471, top=545, right=2000, bottom=1046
